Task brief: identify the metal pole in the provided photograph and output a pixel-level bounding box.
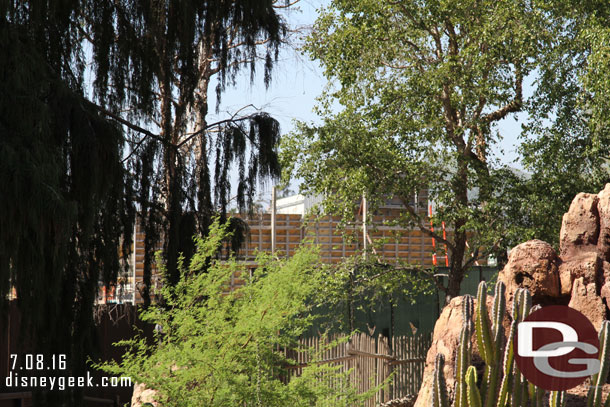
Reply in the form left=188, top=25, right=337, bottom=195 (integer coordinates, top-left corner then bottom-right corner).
left=132, top=215, right=137, bottom=305
left=362, top=193, right=367, bottom=255
left=271, top=186, right=276, bottom=254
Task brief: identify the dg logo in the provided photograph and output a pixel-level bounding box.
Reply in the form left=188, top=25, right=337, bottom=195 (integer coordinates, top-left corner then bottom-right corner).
left=515, top=305, right=600, bottom=391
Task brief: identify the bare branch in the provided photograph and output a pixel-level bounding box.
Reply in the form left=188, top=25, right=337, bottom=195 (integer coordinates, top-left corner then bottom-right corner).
left=87, top=101, right=164, bottom=144
left=272, top=0, right=300, bottom=9
left=175, top=108, right=259, bottom=149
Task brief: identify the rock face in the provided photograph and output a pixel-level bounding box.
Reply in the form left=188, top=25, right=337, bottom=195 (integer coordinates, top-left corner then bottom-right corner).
left=598, top=185, right=610, bottom=261
left=559, top=253, right=600, bottom=295
left=559, top=192, right=599, bottom=257
left=413, top=296, right=466, bottom=407
left=131, top=383, right=159, bottom=407
left=499, top=239, right=560, bottom=307
left=416, top=184, right=610, bottom=405
left=413, top=296, right=506, bottom=407
left=498, top=184, right=610, bottom=311
left=568, top=277, right=606, bottom=331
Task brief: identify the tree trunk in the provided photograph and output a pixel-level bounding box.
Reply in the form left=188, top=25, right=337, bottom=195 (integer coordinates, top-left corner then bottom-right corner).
left=445, top=155, right=470, bottom=304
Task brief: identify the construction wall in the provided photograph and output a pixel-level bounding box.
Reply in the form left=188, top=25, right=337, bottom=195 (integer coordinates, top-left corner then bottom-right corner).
left=240, top=213, right=437, bottom=266
left=101, top=205, right=462, bottom=305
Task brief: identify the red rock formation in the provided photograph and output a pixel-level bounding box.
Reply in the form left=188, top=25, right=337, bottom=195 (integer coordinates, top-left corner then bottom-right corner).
left=498, top=239, right=560, bottom=307
left=416, top=184, right=610, bottom=405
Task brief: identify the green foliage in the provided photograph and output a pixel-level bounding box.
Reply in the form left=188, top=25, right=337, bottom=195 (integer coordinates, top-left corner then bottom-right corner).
left=281, top=0, right=561, bottom=301
left=282, top=0, right=610, bottom=301
left=1, top=2, right=292, bottom=403
left=315, top=255, right=435, bottom=332
left=513, top=1, right=610, bottom=248
left=96, top=221, right=366, bottom=407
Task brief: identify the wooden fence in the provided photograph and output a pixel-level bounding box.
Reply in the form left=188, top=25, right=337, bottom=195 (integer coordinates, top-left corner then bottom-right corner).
left=283, top=332, right=432, bottom=406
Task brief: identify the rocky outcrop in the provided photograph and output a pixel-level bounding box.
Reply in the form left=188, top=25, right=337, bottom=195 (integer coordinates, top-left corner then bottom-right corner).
left=568, top=277, right=606, bottom=331
left=413, top=296, right=507, bottom=407
left=498, top=239, right=560, bottom=307
left=559, top=192, right=599, bottom=257
left=416, top=184, right=610, bottom=405
left=413, top=296, right=468, bottom=407
left=498, top=184, right=610, bottom=313
left=559, top=253, right=600, bottom=295
left=131, top=383, right=159, bottom=407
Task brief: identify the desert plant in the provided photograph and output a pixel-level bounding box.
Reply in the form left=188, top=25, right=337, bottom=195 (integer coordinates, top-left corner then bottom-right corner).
left=95, top=220, right=371, bottom=407
left=432, top=281, right=610, bottom=407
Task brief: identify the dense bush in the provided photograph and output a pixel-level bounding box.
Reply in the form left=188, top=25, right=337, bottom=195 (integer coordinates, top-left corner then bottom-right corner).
left=96, top=221, right=368, bottom=406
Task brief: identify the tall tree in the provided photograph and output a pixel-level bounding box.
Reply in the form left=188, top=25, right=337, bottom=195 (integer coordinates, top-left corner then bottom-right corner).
left=1, top=3, right=134, bottom=405
left=1, top=0, right=293, bottom=404
left=84, top=0, right=290, bottom=303
left=282, top=0, right=556, bottom=303
left=514, top=0, right=610, bottom=247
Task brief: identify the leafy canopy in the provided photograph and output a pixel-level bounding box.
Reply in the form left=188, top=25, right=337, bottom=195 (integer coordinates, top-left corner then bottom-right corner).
left=514, top=0, right=610, bottom=246
left=283, top=0, right=553, bottom=300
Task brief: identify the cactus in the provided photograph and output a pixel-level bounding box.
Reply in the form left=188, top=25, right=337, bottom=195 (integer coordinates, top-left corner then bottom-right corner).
left=466, top=365, right=482, bottom=407
left=589, top=320, right=610, bottom=407
left=432, top=353, right=450, bottom=407
left=496, top=319, right=516, bottom=407
left=433, top=280, right=610, bottom=407
left=549, top=390, right=566, bottom=407
left=455, top=295, right=474, bottom=407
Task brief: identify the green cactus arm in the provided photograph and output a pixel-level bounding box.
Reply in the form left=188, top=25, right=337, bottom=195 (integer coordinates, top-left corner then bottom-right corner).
left=512, top=288, right=521, bottom=320
left=484, top=284, right=505, bottom=407
left=518, top=289, right=532, bottom=322
left=492, top=282, right=506, bottom=338
left=455, top=324, right=471, bottom=407
left=467, top=366, right=483, bottom=407
left=510, top=374, right=521, bottom=407
left=521, top=373, right=530, bottom=406
left=496, top=320, right=517, bottom=407
left=432, top=354, right=450, bottom=407
left=550, top=391, right=566, bottom=407
left=476, top=282, right=495, bottom=366
left=529, top=384, right=544, bottom=407
left=590, top=321, right=610, bottom=407
left=455, top=296, right=474, bottom=407
left=484, top=363, right=502, bottom=407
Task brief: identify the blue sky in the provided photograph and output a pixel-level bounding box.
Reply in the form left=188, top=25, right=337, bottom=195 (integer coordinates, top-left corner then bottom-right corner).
left=209, top=0, right=529, bottom=204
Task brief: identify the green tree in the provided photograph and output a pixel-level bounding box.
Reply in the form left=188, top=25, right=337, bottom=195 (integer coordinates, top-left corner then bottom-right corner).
left=282, top=0, right=564, bottom=303
left=513, top=1, right=610, bottom=247
left=82, top=0, right=293, bottom=303
left=97, top=221, right=366, bottom=407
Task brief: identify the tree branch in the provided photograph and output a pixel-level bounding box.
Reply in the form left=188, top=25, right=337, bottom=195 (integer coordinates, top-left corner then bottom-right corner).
left=87, top=101, right=165, bottom=144
left=481, top=64, right=523, bottom=124
left=399, top=197, right=456, bottom=252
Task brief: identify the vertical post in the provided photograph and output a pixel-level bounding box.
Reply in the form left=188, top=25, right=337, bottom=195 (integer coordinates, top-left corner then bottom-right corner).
left=132, top=216, right=137, bottom=305
left=362, top=193, right=367, bottom=256
left=271, top=186, right=276, bottom=254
